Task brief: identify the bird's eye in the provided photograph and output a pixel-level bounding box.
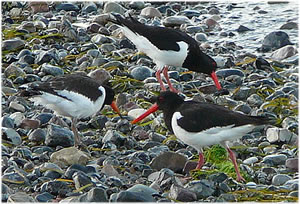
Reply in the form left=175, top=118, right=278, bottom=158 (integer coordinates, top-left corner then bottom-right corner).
left=212, top=62, right=217, bottom=67
left=158, top=96, right=164, bottom=102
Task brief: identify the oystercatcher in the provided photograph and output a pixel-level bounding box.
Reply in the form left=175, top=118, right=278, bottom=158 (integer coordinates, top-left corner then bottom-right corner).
left=20, top=74, right=121, bottom=147
left=110, top=14, right=222, bottom=93
left=131, top=91, right=271, bottom=182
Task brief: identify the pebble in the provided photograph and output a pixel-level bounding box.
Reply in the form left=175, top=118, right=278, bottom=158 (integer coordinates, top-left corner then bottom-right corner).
left=195, top=33, right=208, bottom=42
left=285, top=158, right=298, bottom=171
left=186, top=179, right=216, bottom=199
left=88, top=69, right=111, bottom=84
left=50, top=147, right=91, bottom=166
left=2, top=116, right=15, bottom=128
left=140, top=7, right=162, bottom=18
left=216, top=68, right=245, bottom=78
left=150, top=151, right=188, bottom=172
left=7, top=192, right=36, bottom=202
left=260, top=31, right=293, bottom=52
left=130, top=66, right=154, bottom=80
left=2, top=127, right=22, bottom=145
left=280, top=22, right=298, bottom=30
left=262, top=154, right=288, bottom=166
left=247, top=94, right=264, bottom=107
left=45, top=124, right=74, bottom=147
left=77, top=187, right=108, bottom=202
left=269, top=45, right=297, bottom=60
left=4, top=63, right=26, bottom=79
left=9, top=101, right=25, bottom=112
left=20, top=118, right=40, bottom=129
left=236, top=25, right=253, bottom=32
left=103, top=2, right=126, bottom=14
left=2, top=39, right=25, bottom=51
left=162, top=16, right=190, bottom=27
left=113, top=190, right=155, bottom=202
left=169, top=184, right=197, bottom=202
left=35, top=192, right=54, bottom=202
left=266, top=127, right=297, bottom=144
left=55, top=3, right=80, bottom=12
left=272, top=174, right=292, bottom=186
left=243, top=156, right=259, bottom=165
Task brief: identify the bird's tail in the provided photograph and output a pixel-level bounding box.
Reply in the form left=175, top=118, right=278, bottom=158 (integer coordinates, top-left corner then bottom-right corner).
left=18, top=83, right=41, bottom=97
left=108, top=13, right=140, bottom=29
left=250, top=115, right=277, bottom=126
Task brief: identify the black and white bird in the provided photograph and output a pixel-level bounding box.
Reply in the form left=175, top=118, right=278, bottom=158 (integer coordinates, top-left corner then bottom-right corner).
left=20, top=74, right=121, bottom=147
left=132, top=91, right=271, bottom=182
left=110, top=14, right=222, bottom=93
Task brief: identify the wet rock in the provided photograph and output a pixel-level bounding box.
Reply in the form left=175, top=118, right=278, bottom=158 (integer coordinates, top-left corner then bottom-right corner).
left=233, top=87, right=251, bottom=100
left=7, top=192, right=36, bottom=202
left=269, top=45, right=297, bottom=60
left=103, top=2, right=126, bottom=14
left=280, top=22, right=298, bottom=30
left=204, top=18, right=219, bottom=29
left=128, top=108, right=154, bottom=121
left=236, top=25, right=253, bottom=32
left=285, top=158, right=298, bottom=171
left=4, top=63, right=26, bottom=78
left=2, top=116, right=15, bottom=128
left=82, top=2, right=98, bottom=13
left=216, top=193, right=237, bottom=202
left=208, top=7, right=220, bottom=15
left=243, top=156, right=259, bottom=165
left=2, top=127, right=22, bottom=145
left=162, top=16, right=190, bottom=27
left=131, top=66, right=153, bottom=81
left=102, top=130, right=125, bottom=148
left=266, top=127, right=297, bottom=144
left=150, top=151, right=188, bottom=172
left=262, top=154, right=287, bottom=165
left=88, top=69, right=111, bottom=84
left=247, top=94, right=264, bottom=107
left=183, top=161, right=198, bottom=174
left=45, top=124, right=74, bottom=147
left=17, top=21, right=36, bottom=33
left=34, top=113, right=53, bottom=125
left=169, top=184, right=197, bottom=202
left=35, top=192, right=54, bottom=202
left=40, top=180, right=70, bottom=196
left=10, top=112, right=25, bottom=127
left=20, top=118, right=40, bottom=129
left=272, top=174, right=292, bottom=186
left=195, top=33, right=208, bottom=42
left=186, top=179, right=216, bottom=199
left=41, top=64, right=64, bottom=76
left=56, top=3, right=80, bottom=12
left=9, top=101, right=25, bottom=112
left=2, top=39, right=25, bottom=51
left=113, top=190, right=155, bottom=202
left=2, top=172, right=26, bottom=185
left=73, top=171, right=94, bottom=191
left=216, top=68, right=245, bottom=78
left=78, top=187, right=108, bottom=202
left=140, top=7, right=162, bottom=18
left=50, top=147, right=91, bottom=166
left=101, top=164, right=120, bottom=178
left=260, top=31, right=293, bottom=52
left=149, top=132, right=166, bottom=143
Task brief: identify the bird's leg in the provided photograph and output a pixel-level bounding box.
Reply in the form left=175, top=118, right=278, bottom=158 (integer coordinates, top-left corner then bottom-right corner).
left=226, top=147, right=246, bottom=182
left=196, top=150, right=205, bottom=169
left=162, top=66, right=180, bottom=93
left=71, top=118, right=81, bottom=147
left=155, top=69, right=167, bottom=91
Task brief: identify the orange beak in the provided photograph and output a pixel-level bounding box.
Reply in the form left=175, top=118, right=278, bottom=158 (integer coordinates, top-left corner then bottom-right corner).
left=210, top=71, right=222, bottom=90
left=131, top=103, right=159, bottom=124
left=110, top=101, right=122, bottom=118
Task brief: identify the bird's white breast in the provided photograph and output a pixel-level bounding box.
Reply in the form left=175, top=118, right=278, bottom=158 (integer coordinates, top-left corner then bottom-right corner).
left=171, top=112, right=255, bottom=152
left=31, top=87, right=106, bottom=119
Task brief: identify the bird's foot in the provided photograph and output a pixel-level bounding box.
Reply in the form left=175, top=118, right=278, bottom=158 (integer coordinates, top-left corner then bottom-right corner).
left=236, top=175, right=246, bottom=183
left=74, top=142, right=89, bottom=153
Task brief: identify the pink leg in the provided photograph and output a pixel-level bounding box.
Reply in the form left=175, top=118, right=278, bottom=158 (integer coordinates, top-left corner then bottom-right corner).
left=226, top=147, right=245, bottom=182
left=155, top=69, right=167, bottom=91
left=162, top=66, right=179, bottom=93
left=196, top=151, right=205, bottom=169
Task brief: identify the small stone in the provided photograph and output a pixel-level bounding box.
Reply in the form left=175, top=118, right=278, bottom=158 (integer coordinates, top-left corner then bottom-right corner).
left=185, top=179, right=216, bottom=199
left=40, top=162, right=64, bottom=174
left=29, top=2, right=49, bottom=13
left=50, top=147, right=91, bottom=167
left=236, top=25, right=252, bottom=32
left=129, top=1, right=145, bottom=10
left=2, top=172, right=26, bottom=185
left=88, top=68, right=111, bottom=84
left=73, top=171, right=94, bottom=191
left=262, top=154, right=288, bottom=165
left=285, top=158, right=298, bottom=171
left=103, top=2, right=126, bottom=14
left=45, top=124, right=74, bottom=147
left=270, top=45, right=297, bottom=60
left=2, top=116, right=15, bottom=128
left=82, top=2, right=97, bottom=13
left=20, top=118, right=40, bottom=129
left=243, top=157, right=259, bottom=165
left=280, top=22, right=298, bottom=30
left=2, top=127, right=22, bottom=145
left=149, top=132, right=166, bottom=143
left=195, top=33, right=208, bottom=42
left=77, top=187, right=108, bottom=202
left=208, top=8, right=220, bottom=15
left=169, top=184, right=197, bottom=202
left=233, top=87, right=251, bottom=100
left=183, top=161, right=198, bottom=174
left=35, top=192, right=54, bottom=202
left=131, top=66, right=153, bottom=81
left=260, top=31, right=293, bottom=52
left=272, top=174, right=292, bottom=186
left=150, top=151, right=188, bottom=172
left=10, top=112, right=25, bottom=126
left=102, top=130, right=125, bottom=148
left=7, top=192, right=36, bottom=202
left=204, top=18, right=218, bottom=29
left=55, top=3, right=80, bottom=12
left=114, top=191, right=155, bottom=202
left=247, top=94, right=264, bottom=107
left=4, top=63, right=26, bottom=79
left=162, top=16, right=190, bottom=27
left=127, top=184, right=158, bottom=196
left=41, top=64, right=64, bottom=76
left=216, top=68, right=245, bottom=78
left=101, top=164, right=120, bottom=178
left=140, top=7, right=162, bottom=18
left=2, top=39, right=25, bottom=51
left=128, top=108, right=154, bottom=121
left=266, top=127, right=297, bottom=144
left=9, top=101, right=25, bottom=112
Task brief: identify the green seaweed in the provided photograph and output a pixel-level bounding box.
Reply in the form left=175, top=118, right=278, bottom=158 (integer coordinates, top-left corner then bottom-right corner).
left=109, top=75, right=144, bottom=92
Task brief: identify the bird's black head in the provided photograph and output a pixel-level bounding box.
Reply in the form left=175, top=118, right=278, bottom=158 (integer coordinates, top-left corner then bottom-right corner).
left=103, top=85, right=115, bottom=105
left=156, top=91, right=184, bottom=110
left=201, top=53, right=217, bottom=74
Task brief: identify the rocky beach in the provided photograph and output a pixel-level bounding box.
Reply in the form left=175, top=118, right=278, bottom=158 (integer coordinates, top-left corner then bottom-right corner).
left=1, top=1, right=299, bottom=202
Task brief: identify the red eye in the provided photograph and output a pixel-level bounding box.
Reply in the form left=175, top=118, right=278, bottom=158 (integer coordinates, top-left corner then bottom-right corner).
left=212, top=62, right=217, bottom=67
left=158, top=96, right=164, bottom=102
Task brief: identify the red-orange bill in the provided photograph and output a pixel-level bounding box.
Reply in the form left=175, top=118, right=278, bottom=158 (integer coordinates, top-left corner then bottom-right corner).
left=110, top=101, right=122, bottom=117
left=210, top=71, right=222, bottom=90
left=131, top=103, right=159, bottom=124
